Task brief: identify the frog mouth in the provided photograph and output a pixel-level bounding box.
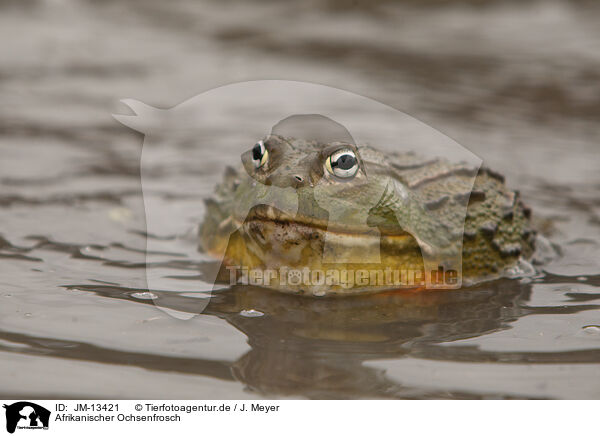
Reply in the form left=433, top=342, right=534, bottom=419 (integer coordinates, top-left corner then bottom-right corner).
left=241, top=204, right=331, bottom=232
left=238, top=204, right=412, bottom=240
left=230, top=204, right=420, bottom=271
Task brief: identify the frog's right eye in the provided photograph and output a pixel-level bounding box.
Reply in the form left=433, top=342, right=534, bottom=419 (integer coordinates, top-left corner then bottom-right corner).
left=325, top=148, right=359, bottom=179
left=252, top=140, right=269, bottom=168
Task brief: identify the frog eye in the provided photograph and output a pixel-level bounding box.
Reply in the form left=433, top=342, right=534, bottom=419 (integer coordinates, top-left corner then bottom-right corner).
left=325, top=149, right=359, bottom=178
left=252, top=140, right=269, bottom=168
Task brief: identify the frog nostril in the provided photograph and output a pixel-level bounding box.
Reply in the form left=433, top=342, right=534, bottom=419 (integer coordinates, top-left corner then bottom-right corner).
left=291, top=174, right=306, bottom=188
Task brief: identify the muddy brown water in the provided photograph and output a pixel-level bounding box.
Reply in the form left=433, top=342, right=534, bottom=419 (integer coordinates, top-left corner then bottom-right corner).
left=1, top=0, right=599, bottom=399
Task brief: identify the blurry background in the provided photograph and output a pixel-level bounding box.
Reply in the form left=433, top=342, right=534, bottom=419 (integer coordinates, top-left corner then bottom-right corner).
left=0, top=0, right=599, bottom=399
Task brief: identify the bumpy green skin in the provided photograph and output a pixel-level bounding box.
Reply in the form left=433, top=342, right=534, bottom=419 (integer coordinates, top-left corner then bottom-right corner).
left=456, top=167, right=535, bottom=281
left=199, top=135, right=536, bottom=293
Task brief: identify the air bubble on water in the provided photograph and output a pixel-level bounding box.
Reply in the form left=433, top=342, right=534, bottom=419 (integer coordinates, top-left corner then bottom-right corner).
left=582, top=325, right=600, bottom=335
left=505, top=258, right=536, bottom=279
left=131, top=291, right=158, bottom=300
left=24, top=313, right=32, bottom=318
left=240, top=309, right=264, bottom=318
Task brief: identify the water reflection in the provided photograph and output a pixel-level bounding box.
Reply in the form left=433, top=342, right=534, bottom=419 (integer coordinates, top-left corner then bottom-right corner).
left=206, top=281, right=530, bottom=398
left=12, top=277, right=528, bottom=398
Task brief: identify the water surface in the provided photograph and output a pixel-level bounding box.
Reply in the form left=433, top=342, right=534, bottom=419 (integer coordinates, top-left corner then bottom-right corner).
left=1, top=0, right=599, bottom=399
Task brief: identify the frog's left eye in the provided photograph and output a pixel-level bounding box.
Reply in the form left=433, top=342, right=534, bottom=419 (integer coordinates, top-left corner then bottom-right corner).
left=325, top=149, right=359, bottom=179
left=252, top=140, right=269, bottom=168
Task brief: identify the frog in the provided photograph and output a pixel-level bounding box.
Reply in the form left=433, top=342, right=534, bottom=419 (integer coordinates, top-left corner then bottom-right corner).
left=199, top=134, right=535, bottom=296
